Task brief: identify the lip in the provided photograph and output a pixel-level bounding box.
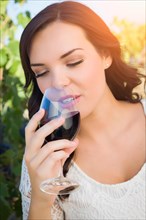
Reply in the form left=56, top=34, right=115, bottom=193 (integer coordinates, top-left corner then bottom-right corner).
left=59, top=95, right=80, bottom=102
left=59, top=95, right=80, bottom=109
left=74, top=95, right=80, bottom=103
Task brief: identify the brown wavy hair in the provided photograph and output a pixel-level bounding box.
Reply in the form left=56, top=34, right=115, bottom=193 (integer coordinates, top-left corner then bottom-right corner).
left=19, top=0, right=145, bottom=198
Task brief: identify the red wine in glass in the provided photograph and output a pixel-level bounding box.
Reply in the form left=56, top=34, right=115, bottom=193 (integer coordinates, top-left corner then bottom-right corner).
left=40, top=111, right=80, bottom=142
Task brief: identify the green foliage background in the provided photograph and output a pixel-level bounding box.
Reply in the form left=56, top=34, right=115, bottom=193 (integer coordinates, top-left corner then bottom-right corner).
left=0, top=0, right=145, bottom=219
left=0, top=1, right=30, bottom=219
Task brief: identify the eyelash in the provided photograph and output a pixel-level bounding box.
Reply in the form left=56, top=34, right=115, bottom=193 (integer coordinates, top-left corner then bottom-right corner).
left=67, top=59, right=84, bottom=67
left=35, top=70, right=49, bottom=78
left=35, top=59, right=84, bottom=78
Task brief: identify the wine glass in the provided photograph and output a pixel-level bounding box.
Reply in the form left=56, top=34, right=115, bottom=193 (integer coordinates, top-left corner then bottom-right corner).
left=39, top=87, right=80, bottom=195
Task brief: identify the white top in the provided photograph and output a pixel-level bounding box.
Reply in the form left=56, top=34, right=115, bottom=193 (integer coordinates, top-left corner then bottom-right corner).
left=19, top=100, right=146, bottom=220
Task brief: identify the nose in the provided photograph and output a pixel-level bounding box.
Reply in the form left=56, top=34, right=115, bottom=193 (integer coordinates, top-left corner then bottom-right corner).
left=50, top=70, right=70, bottom=89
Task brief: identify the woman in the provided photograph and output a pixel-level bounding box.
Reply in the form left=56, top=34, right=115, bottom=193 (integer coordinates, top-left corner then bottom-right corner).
left=19, top=1, right=146, bottom=219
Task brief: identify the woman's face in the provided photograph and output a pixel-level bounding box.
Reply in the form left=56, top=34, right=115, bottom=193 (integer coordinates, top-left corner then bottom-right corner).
left=29, top=21, right=111, bottom=119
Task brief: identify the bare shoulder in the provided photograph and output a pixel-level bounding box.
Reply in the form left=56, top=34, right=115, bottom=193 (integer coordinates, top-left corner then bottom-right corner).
left=120, top=101, right=146, bottom=178
left=122, top=101, right=146, bottom=163
left=128, top=100, right=145, bottom=136
left=127, top=100, right=145, bottom=122
left=130, top=101, right=146, bottom=163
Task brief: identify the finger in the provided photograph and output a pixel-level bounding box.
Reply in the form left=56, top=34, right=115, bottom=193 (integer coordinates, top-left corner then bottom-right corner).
left=32, top=117, right=65, bottom=148
left=61, top=138, right=79, bottom=164
left=44, top=139, right=77, bottom=152
left=25, top=109, right=45, bottom=143
left=36, top=116, right=65, bottom=139
left=35, top=151, right=70, bottom=180
left=43, top=138, right=78, bottom=162
left=28, top=139, right=77, bottom=169
left=25, top=116, right=65, bottom=159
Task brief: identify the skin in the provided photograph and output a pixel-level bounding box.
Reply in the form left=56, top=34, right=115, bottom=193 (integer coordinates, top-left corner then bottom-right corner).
left=25, top=21, right=145, bottom=219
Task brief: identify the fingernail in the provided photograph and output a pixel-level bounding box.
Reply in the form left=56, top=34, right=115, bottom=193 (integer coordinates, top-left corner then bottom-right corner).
left=73, top=138, right=79, bottom=144
left=38, top=108, right=44, bottom=114
left=56, top=116, right=64, bottom=122
left=71, top=140, right=78, bottom=146
left=66, top=153, right=70, bottom=158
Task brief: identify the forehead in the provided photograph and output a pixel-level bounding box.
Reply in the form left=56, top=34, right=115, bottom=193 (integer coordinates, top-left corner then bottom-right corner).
left=29, top=21, right=88, bottom=57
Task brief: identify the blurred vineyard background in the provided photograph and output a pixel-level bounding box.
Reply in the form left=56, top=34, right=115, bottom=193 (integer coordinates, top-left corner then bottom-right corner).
left=0, top=0, right=145, bottom=219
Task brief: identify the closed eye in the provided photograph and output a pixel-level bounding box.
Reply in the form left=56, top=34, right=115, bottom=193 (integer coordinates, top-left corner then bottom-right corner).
left=67, top=59, right=84, bottom=67
left=35, top=70, right=49, bottom=78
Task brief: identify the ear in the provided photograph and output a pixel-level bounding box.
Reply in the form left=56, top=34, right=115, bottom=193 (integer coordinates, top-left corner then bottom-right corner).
left=103, top=55, right=112, bottom=70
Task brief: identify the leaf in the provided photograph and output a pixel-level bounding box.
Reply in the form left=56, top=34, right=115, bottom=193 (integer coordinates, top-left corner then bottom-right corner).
left=26, top=10, right=31, bottom=19
left=5, top=58, right=13, bottom=70
left=0, top=49, right=8, bottom=67
left=12, top=164, right=21, bottom=176
left=0, top=181, right=9, bottom=197
left=15, top=0, right=25, bottom=3
left=0, top=1, right=9, bottom=15
left=0, top=197, right=11, bottom=219
left=17, top=12, right=31, bottom=28
left=9, top=60, right=20, bottom=75
left=7, top=41, right=19, bottom=57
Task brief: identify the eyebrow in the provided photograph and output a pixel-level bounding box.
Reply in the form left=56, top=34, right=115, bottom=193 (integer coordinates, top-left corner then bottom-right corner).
left=30, top=48, right=83, bottom=67
left=60, top=48, right=83, bottom=59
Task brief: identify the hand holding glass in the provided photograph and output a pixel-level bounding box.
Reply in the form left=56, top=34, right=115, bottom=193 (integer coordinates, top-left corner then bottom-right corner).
left=39, top=88, right=80, bottom=195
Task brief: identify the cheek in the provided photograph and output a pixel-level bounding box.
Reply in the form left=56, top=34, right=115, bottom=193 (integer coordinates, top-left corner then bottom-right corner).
left=37, top=79, right=51, bottom=94
left=80, top=60, right=106, bottom=92
left=76, top=65, right=106, bottom=118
